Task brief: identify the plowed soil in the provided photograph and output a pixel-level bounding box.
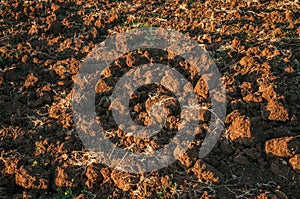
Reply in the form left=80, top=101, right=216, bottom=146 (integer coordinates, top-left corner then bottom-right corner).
left=0, top=0, right=300, bottom=198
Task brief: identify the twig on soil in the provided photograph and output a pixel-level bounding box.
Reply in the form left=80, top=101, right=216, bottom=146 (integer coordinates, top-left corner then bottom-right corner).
left=0, top=151, right=6, bottom=163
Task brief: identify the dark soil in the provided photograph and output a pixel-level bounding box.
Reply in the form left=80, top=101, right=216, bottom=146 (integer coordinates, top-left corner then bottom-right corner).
left=0, top=0, right=300, bottom=198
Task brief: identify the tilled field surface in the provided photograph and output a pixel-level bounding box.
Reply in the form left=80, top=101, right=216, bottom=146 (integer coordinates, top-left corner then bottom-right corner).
left=0, top=0, right=300, bottom=198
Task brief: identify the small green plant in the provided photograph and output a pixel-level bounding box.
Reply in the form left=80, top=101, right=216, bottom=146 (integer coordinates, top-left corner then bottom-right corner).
left=53, top=187, right=75, bottom=199
left=0, top=56, right=5, bottom=67
left=32, top=160, right=38, bottom=167
left=286, top=33, right=297, bottom=39
left=157, top=191, right=164, bottom=198
left=157, top=186, right=167, bottom=198
left=170, top=182, right=178, bottom=196
left=130, top=21, right=149, bottom=28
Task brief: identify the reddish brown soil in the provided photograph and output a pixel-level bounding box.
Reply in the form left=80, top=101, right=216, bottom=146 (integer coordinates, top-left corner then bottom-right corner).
left=0, top=0, right=300, bottom=198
